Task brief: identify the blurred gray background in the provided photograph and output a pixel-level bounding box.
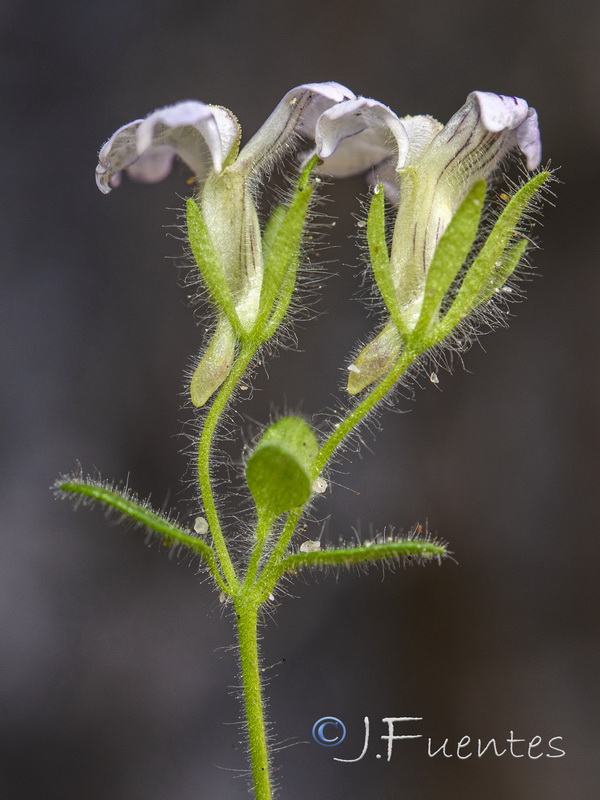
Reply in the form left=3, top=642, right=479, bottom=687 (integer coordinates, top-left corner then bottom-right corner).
left=2, top=0, right=599, bottom=798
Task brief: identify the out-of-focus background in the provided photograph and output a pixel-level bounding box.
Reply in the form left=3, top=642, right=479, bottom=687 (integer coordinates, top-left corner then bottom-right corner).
left=2, top=1, right=599, bottom=798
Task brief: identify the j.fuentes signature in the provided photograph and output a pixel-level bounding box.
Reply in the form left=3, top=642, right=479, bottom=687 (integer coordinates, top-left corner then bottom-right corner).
left=312, top=717, right=566, bottom=761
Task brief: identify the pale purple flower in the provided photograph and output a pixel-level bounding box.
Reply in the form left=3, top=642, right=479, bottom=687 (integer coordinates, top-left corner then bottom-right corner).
left=313, top=91, right=542, bottom=392
left=95, top=82, right=355, bottom=193
left=95, top=82, right=357, bottom=406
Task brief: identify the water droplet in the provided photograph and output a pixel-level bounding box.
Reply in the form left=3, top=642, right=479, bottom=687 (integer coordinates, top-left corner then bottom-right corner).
left=300, top=540, right=321, bottom=553
left=429, top=372, right=439, bottom=384
left=502, top=286, right=513, bottom=293
left=347, top=364, right=361, bottom=374
left=312, top=477, right=327, bottom=494
left=357, top=220, right=366, bottom=228
left=194, top=516, right=209, bottom=535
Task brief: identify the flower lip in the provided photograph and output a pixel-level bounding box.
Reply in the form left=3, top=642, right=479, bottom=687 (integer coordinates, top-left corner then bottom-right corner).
left=95, top=82, right=357, bottom=193
left=469, top=91, right=541, bottom=170
left=95, top=101, right=240, bottom=194
left=314, top=97, right=409, bottom=179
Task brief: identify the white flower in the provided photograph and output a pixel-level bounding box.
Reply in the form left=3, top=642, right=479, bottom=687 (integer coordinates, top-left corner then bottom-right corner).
left=313, top=91, right=542, bottom=391
left=96, top=83, right=356, bottom=405
left=95, top=82, right=355, bottom=193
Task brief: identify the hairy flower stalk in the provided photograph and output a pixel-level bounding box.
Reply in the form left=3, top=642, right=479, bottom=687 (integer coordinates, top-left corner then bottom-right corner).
left=54, top=83, right=553, bottom=800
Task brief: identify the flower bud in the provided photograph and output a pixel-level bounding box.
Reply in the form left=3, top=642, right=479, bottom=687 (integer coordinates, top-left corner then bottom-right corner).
left=245, top=417, right=319, bottom=518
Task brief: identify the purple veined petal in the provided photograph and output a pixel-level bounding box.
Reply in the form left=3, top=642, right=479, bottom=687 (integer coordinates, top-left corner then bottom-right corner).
left=236, top=81, right=356, bottom=173
left=424, top=90, right=541, bottom=194
left=471, top=91, right=530, bottom=133
left=515, top=108, right=542, bottom=170
left=315, top=97, right=410, bottom=179
left=462, top=91, right=541, bottom=170
left=95, top=102, right=240, bottom=194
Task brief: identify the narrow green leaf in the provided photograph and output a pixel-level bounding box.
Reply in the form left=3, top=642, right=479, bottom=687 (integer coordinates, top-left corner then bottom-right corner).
left=55, top=478, right=227, bottom=590
left=279, top=539, right=446, bottom=574
left=367, top=185, right=408, bottom=338
left=186, top=197, right=243, bottom=335
left=433, top=172, right=549, bottom=342
left=413, top=180, right=486, bottom=341
left=245, top=417, right=319, bottom=519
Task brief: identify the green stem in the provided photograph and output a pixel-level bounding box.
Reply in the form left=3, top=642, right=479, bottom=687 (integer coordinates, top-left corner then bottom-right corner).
left=197, top=342, right=257, bottom=591
left=255, top=511, right=301, bottom=599
left=235, top=600, right=272, bottom=800
left=243, top=512, right=275, bottom=590
left=313, top=348, right=416, bottom=476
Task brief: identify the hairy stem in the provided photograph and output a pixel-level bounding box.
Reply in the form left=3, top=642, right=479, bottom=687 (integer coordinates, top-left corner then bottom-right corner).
left=313, top=348, right=416, bottom=476
left=235, top=600, right=272, bottom=800
left=197, top=342, right=257, bottom=591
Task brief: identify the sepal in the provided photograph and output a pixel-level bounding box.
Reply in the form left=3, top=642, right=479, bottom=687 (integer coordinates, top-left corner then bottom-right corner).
left=432, top=171, right=550, bottom=343
left=412, top=180, right=486, bottom=339
left=257, top=155, right=318, bottom=335
left=186, top=197, right=243, bottom=334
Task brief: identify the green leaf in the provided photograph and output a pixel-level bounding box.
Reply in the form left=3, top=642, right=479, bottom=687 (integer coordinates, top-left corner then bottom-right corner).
left=186, top=197, right=243, bottom=335
left=276, top=538, right=446, bottom=578
left=367, top=185, right=409, bottom=338
left=54, top=477, right=227, bottom=591
left=433, top=172, right=550, bottom=342
left=412, top=180, right=486, bottom=341
left=245, top=417, right=319, bottom=518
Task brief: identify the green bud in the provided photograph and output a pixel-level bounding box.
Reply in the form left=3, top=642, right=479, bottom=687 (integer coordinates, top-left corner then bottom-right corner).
left=190, top=318, right=236, bottom=407
left=245, top=417, right=319, bottom=518
left=347, top=322, right=402, bottom=395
